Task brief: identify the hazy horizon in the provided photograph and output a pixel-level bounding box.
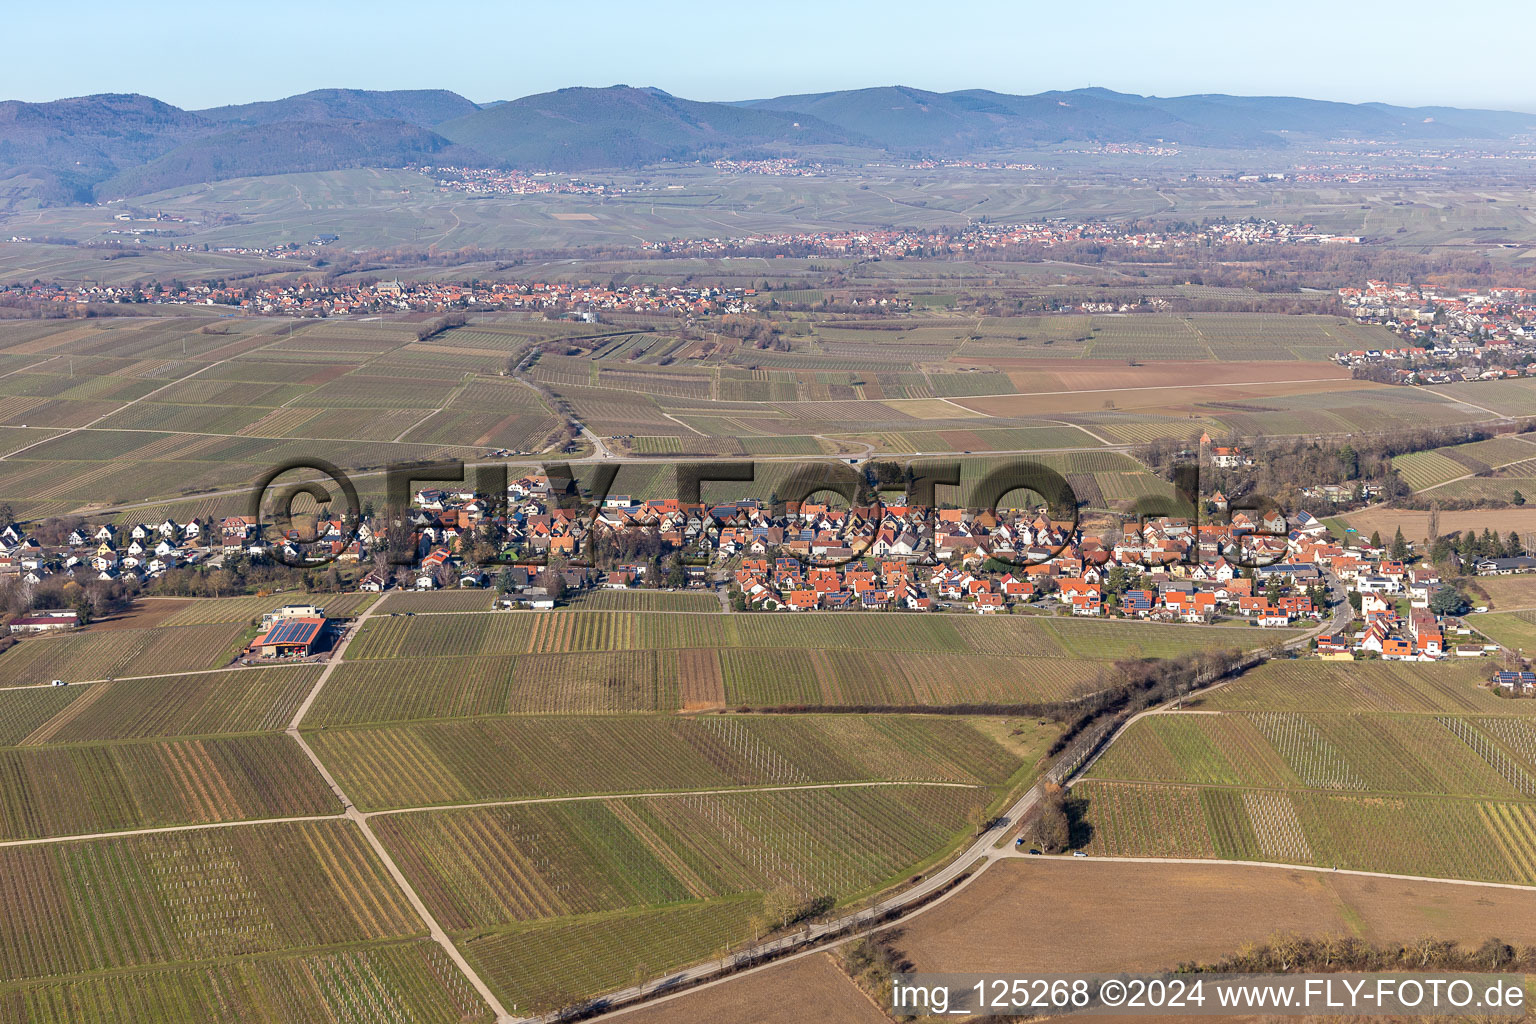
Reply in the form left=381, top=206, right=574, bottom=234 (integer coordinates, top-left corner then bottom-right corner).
left=2, top=0, right=1530, bottom=114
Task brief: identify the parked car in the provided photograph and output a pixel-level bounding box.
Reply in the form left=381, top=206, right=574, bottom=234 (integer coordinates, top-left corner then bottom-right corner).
left=50, top=679, right=65, bottom=687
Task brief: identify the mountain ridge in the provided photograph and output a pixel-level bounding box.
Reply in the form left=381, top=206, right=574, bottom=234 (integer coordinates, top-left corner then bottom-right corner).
left=2, top=84, right=1533, bottom=204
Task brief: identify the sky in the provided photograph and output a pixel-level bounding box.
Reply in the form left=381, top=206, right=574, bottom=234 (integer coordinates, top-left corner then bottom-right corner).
left=2, top=0, right=1530, bottom=112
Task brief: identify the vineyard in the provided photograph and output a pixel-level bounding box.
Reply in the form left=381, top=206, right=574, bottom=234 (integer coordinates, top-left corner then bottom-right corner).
left=307, top=714, right=1020, bottom=810
left=718, top=649, right=1103, bottom=706
left=373, top=784, right=988, bottom=933
left=0, top=687, right=81, bottom=746
left=348, top=608, right=1271, bottom=662
left=1076, top=779, right=1536, bottom=884
left=303, top=644, right=1106, bottom=725
left=304, top=656, right=519, bottom=727
left=569, top=590, right=721, bottom=612
left=0, top=622, right=246, bottom=685
left=1077, top=647, right=1536, bottom=885
left=1087, top=711, right=1536, bottom=799
left=1196, top=660, right=1521, bottom=713
left=0, top=820, right=424, bottom=981
left=0, top=939, right=492, bottom=1024
left=13, top=667, right=321, bottom=742
left=462, top=898, right=763, bottom=1014
left=0, top=733, right=338, bottom=840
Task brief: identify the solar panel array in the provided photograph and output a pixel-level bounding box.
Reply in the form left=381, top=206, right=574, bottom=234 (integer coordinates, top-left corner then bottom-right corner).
left=262, top=618, right=323, bottom=646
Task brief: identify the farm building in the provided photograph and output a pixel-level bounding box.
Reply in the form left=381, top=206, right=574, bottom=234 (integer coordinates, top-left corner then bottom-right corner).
left=8, top=610, right=80, bottom=634
left=249, top=616, right=326, bottom=658
left=260, top=603, right=325, bottom=628
left=1494, top=670, right=1536, bottom=694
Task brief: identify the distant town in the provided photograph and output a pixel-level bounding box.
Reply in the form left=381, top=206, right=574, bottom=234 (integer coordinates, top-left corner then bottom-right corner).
left=1336, top=279, right=1536, bottom=382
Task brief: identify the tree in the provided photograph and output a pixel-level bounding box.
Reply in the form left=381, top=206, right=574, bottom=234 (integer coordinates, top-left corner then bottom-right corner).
left=1369, top=530, right=1383, bottom=550
left=1510, top=530, right=1525, bottom=557
left=1515, top=490, right=1527, bottom=507
left=1339, top=443, right=1359, bottom=480
left=1390, top=526, right=1409, bottom=561
left=665, top=554, right=687, bottom=589
left=1429, top=586, right=1468, bottom=617
left=541, top=553, right=568, bottom=603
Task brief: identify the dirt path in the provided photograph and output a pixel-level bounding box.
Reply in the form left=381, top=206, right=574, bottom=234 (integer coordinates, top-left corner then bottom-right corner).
left=284, top=600, right=517, bottom=1023
left=1005, top=853, right=1536, bottom=894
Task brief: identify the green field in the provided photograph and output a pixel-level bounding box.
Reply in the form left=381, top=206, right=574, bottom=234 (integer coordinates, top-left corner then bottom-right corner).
left=0, top=938, right=492, bottom=1024
left=0, top=819, right=424, bottom=981
left=0, top=622, right=250, bottom=686
left=1076, top=658, right=1536, bottom=884
left=373, top=784, right=987, bottom=1011
left=1466, top=611, right=1536, bottom=652
left=345, top=609, right=1278, bottom=663
left=305, top=714, right=1023, bottom=810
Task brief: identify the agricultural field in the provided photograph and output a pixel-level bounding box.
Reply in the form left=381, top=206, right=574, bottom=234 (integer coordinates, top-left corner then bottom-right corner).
left=0, top=939, right=493, bottom=1024
left=336, top=610, right=1275, bottom=716
left=1465, top=573, right=1536, bottom=610
left=1465, top=610, right=1536, bottom=652
left=1195, top=659, right=1521, bottom=714
left=8, top=666, right=321, bottom=742
left=601, top=948, right=884, bottom=1024
left=1075, top=658, right=1536, bottom=884
left=1075, top=779, right=1536, bottom=884
left=567, top=589, right=721, bottom=611
left=373, top=784, right=987, bottom=1011
left=895, top=858, right=1536, bottom=979
left=345, top=608, right=1273, bottom=662
left=377, top=589, right=497, bottom=614
left=0, top=314, right=615, bottom=513
left=0, top=657, right=341, bottom=841
left=0, top=819, right=424, bottom=982
left=1341, top=506, right=1536, bottom=544
left=462, top=898, right=766, bottom=1015
left=1392, top=433, right=1536, bottom=492
left=0, top=621, right=248, bottom=686
left=305, top=714, right=1025, bottom=809
left=0, top=732, right=338, bottom=840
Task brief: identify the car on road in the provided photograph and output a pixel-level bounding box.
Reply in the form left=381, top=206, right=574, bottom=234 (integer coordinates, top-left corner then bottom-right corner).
left=1072, top=850, right=1087, bottom=857
left=50, top=679, right=65, bottom=686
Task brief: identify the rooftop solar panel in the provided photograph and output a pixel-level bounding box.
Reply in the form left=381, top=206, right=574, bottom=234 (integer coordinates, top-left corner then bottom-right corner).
left=263, top=618, right=322, bottom=646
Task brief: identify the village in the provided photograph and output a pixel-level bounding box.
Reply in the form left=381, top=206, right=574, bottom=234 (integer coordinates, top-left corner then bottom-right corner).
left=639, top=216, right=1358, bottom=259
left=1335, top=279, right=1536, bottom=382
left=0, top=276, right=763, bottom=319
left=4, top=462, right=1532, bottom=683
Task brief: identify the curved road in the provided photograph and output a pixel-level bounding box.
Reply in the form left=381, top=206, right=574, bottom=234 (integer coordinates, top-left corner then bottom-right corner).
left=536, top=570, right=1353, bottom=1022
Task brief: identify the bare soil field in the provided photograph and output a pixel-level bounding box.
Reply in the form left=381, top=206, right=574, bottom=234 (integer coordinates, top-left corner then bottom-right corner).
left=1342, top=507, right=1536, bottom=543
left=618, top=952, right=885, bottom=1024
left=1465, top=574, right=1536, bottom=610
left=82, top=597, right=193, bottom=631
left=954, top=378, right=1373, bottom=418
left=893, top=859, right=1536, bottom=975
left=992, top=359, right=1351, bottom=393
